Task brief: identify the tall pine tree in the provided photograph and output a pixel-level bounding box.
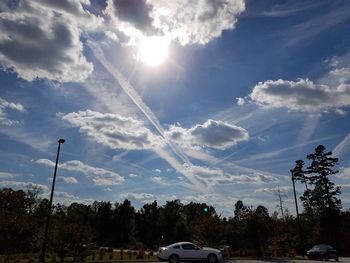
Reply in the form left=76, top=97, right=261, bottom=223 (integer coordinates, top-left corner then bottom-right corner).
left=305, top=145, right=341, bottom=213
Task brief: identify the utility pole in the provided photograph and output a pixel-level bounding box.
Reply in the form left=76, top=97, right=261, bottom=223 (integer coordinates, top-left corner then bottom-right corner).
left=275, top=186, right=286, bottom=220
left=291, top=168, right=305, bottom=257
left=39, top=139, right=65, bottom=263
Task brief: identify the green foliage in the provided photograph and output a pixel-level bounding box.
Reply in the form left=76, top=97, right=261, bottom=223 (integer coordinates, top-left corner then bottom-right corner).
left=1, top=171, right=350, bottom=259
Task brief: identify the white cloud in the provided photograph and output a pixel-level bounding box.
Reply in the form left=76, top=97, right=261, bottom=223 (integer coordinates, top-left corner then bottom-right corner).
left=183, top=163, right=223, bottom=179
left=166, top=119, right=249, bottom=150
left=180, top=164, right=278, bottom=186
left=151, top=176, right=162, bottom=182
left=329, top=68, right=350, bottom=84
left=337, top=167, right=350, bottom=179
left=0, top=97, right=25, bottom=125
left=254, top=186, right=292, bottom=195
left=58, top=176, right=78, bottom=184
left=129, top=173, right=138, bottom=178
left=250, top=50, right=350, bottom=114
left=36, top=158, right=124, bottom=186
left=0, top=172, right=17, bottom=178
left=250, top=78, right=350, bottom=114
left=0, top=180, right=48, bottom=192
left=53, top=191, right=94, bottom=205
left=0, top=0, right=95, bottom=82
left=236, top=97, right=246, bottom=106
left=218, top=173, right=279, bottom=185
left=104, top=30, right=118, bottom=41
left=150, top=176, right=172, bottom=186
left=154, top=168, right=161, bottom=173
left=62, top=110, right=164, bottom=150
left=105, top=0, right=245, bottom=46
left=119, top=192, right=156, bottom=203
left=148, top=0, right=245, bottom=45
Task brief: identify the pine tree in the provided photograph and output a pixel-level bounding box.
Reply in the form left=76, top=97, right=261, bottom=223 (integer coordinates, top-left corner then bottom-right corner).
left=305, top=145, right=341, bottom=213
left=291, top=160, right=313, bottom=214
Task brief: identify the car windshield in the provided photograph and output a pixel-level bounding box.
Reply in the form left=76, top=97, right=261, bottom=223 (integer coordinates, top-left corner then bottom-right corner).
left=312, top=245, right=332, bottom=250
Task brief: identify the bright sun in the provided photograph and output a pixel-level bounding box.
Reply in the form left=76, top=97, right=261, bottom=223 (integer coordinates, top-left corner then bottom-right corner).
left=138, top=36, right=170, bottom=67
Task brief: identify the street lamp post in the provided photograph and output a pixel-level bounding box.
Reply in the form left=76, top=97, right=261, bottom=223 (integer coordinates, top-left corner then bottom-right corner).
left=40, top=139, right=65, bottom=263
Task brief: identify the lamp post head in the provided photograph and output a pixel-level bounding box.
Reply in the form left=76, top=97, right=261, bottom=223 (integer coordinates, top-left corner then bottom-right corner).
left=58, top=139, right=66, bottom=144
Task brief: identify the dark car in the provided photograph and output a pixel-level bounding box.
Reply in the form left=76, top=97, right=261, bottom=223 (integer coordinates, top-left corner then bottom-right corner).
left=307, top=244, right=338, bottom=261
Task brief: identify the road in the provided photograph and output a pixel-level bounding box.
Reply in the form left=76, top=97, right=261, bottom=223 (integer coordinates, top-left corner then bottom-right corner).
left=135, top=259, right=350, bottom=263
left=224, top=259, right=350, bottom=263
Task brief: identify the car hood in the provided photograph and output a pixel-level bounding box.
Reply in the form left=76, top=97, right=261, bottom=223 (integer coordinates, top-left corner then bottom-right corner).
left=202, top=247, right=221, bottom=253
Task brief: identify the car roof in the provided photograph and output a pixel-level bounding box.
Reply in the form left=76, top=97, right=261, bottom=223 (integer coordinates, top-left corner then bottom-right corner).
left=167, top=242, right=195, bottom=247
left=313, top=244, right=333, bottom=248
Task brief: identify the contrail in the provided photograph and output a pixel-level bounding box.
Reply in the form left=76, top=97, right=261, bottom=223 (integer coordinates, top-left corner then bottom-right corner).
left=333, top=133, right=350, bottom=157
left=87, top=40, right=206, bottom=191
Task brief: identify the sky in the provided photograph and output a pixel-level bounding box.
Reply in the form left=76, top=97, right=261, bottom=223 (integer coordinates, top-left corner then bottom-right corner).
left=0, top=0, right=350, bottom=217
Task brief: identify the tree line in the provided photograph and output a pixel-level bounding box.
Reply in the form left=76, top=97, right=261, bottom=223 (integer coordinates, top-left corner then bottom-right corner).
left=1, top=145, right=349, bottom=260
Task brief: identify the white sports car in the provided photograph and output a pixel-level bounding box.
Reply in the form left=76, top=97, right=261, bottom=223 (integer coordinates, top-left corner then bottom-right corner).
left=157, top=242, right=222, bottom=263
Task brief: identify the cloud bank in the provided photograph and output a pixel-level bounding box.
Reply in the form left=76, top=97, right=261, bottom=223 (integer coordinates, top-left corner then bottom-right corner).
left=249, top=50, right=350, bottom=114
left=36, top=158, right=124, bottom=186
left=250, top=78, right=350, bottom=114
left=105, top=0, right=245, bottom=45
left=62, top=110, right=164, bottom=150
left=0, top=0, right=95, bottom=82
left=166, top=119, right=249, bottom=150
left=0, top=97, right=25, bottom=125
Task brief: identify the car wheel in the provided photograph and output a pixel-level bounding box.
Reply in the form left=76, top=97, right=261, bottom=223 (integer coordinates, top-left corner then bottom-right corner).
left=207, top=254, right=217, bottom=263
left=169, top=254, right=179, bottom=263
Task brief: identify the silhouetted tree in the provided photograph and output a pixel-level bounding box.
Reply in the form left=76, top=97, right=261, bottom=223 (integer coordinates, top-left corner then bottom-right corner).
left=294, top=145, right=343, bottom=248
left=158, top=200, right=184, bottom=244
left=0, top=189, right=33, bottom=254
left=113, top=199, right=136, bottom=246
left=305, top=145, right=341, bottom=212
left=136, top=201, right=160, bottom=248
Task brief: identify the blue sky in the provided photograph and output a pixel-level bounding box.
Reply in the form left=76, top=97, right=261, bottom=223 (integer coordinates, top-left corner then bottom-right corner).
left=1, top=0, right=350, bottom=217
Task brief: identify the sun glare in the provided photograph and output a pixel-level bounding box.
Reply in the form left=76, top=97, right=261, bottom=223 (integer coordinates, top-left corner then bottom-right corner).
left=138, top=36, right=170, bottom=67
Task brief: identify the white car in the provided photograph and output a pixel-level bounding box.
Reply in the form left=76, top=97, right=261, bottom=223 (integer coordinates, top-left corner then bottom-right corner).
left=157, top=242, right=222, bottom=263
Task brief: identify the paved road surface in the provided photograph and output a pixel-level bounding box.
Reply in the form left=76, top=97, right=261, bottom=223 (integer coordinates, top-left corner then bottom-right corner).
left=224, top=259, right=350, bottom=263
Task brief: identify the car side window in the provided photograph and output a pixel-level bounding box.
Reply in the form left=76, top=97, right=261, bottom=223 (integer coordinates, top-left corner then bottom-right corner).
left=173, top=245, right=180, bottom=249
left=182, top=244, right=196, bottom=250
